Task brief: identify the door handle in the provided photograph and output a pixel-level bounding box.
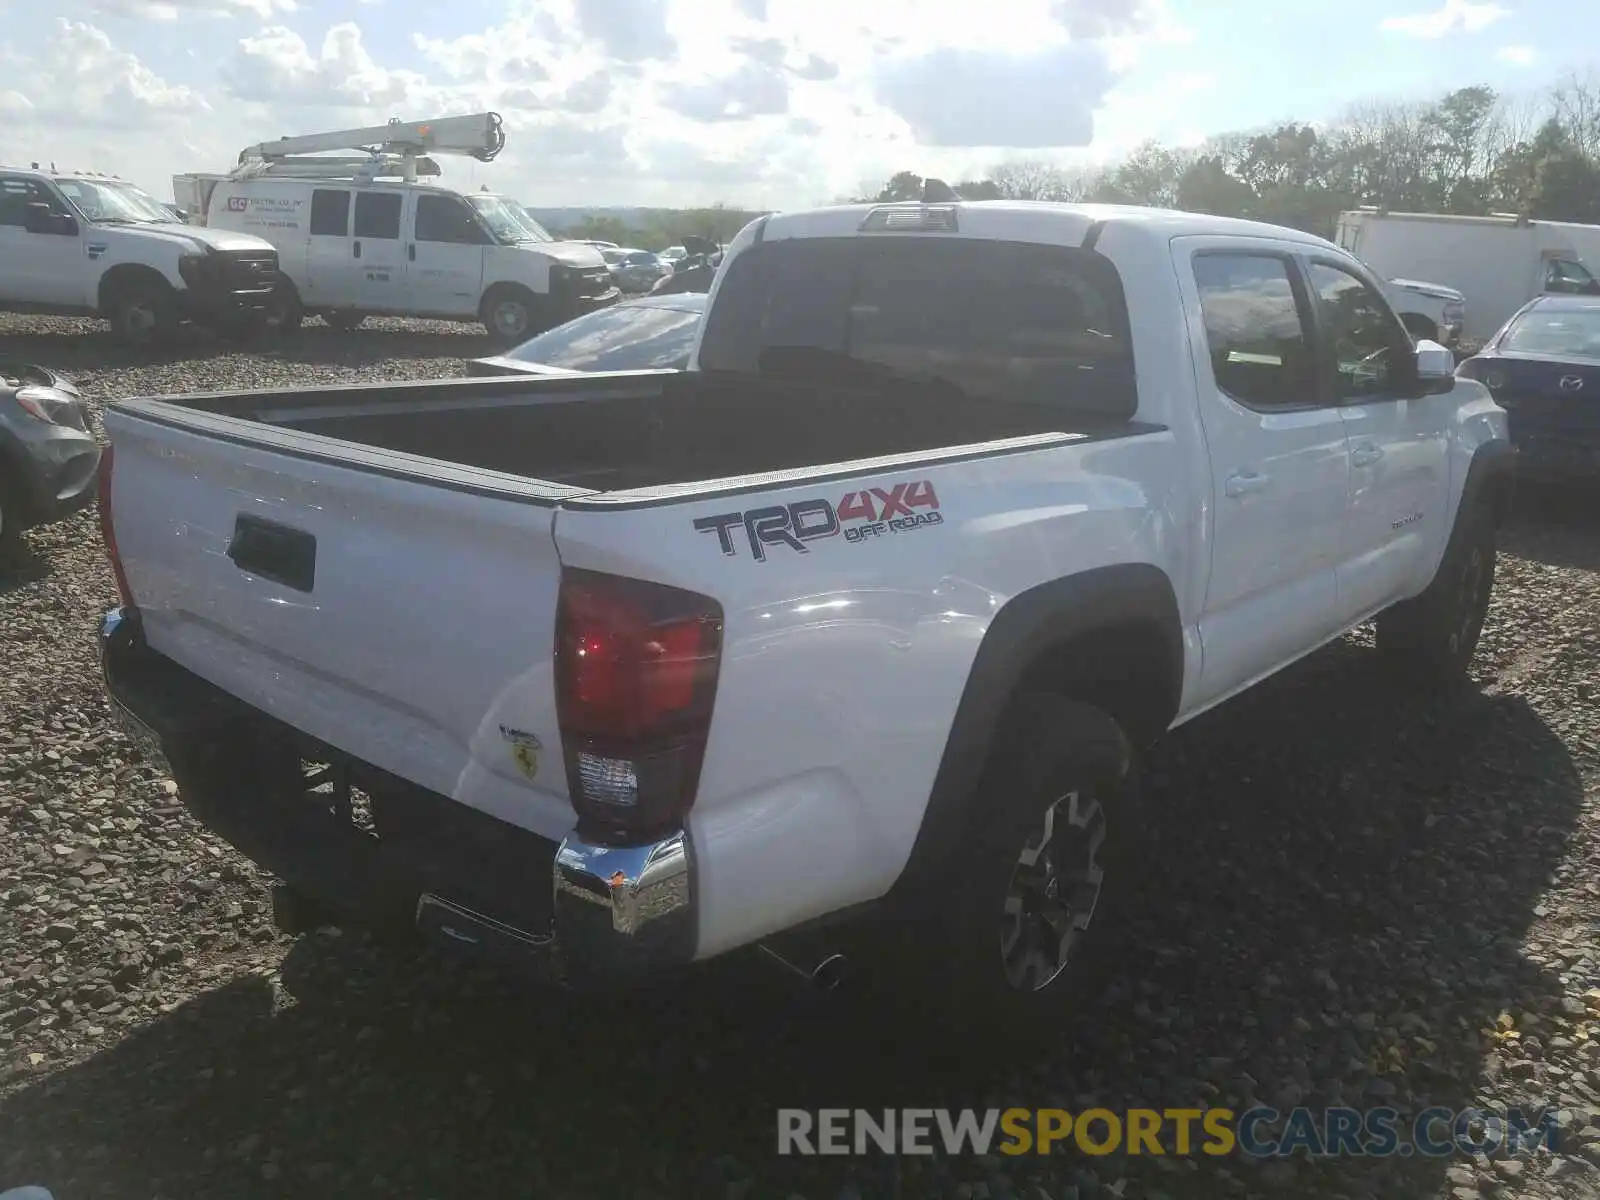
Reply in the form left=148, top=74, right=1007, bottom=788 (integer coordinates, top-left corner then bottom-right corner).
left=1352, top=443, right=1385, bottom=468
left=353, top=240, right=362, bottom=259
left=1224, top=471, right=1270, bottom=498
left=407, top=244, right=416, bottom=262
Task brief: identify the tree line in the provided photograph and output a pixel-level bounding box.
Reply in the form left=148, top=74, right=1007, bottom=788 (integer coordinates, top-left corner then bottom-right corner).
left=552, top=205, right=765, bottom=251
left=550, top=71, right=1600, bottom=250
left=856, top=71, right=1600, bottom=238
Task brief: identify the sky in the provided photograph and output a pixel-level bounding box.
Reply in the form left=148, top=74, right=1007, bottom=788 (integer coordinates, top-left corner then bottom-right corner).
left=0, top=0, right=1593, bottom=211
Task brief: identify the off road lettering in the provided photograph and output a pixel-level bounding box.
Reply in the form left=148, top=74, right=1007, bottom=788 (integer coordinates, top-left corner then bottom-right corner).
left=693, top=479, right=943, bottom=561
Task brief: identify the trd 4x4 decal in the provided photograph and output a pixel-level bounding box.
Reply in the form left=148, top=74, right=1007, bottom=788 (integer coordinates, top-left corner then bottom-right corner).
left=693, top=479, right=943, bottom=562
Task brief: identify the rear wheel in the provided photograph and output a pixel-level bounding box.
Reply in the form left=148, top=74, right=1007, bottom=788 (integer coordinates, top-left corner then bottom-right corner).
left=480, top=285, right=540, bottom=347
left=866, top=693, right=1134, bottom=1042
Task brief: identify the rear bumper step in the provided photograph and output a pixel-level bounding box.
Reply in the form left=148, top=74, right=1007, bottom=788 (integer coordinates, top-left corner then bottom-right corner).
left=99, top=606, right=696, bottom=987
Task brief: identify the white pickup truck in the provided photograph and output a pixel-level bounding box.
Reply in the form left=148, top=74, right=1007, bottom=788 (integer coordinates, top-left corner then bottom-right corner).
left=97, top=199, right=1512, bottom=1035
left=1, top=167, right=281, bottom=344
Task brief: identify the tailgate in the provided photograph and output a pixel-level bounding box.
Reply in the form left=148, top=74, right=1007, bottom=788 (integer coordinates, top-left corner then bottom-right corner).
left=105, top=407, right=577, bottom=840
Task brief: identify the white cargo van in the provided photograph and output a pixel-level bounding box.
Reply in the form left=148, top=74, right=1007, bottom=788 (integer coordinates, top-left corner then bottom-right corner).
left=1335, top=209, right=1600, bottom=346
left=175, top=113, right=619, bottom=344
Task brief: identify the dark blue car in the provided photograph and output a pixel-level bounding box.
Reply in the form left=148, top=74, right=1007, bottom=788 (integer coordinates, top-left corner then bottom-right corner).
left=1456, top=294, right=1600, bottom=486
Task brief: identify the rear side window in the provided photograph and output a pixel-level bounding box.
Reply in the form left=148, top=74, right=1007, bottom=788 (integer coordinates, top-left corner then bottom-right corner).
left=508, top=304, right=703, bottom=371
left=697, top=236, right=1138, bottom=419
left=1192, top=254, right=1317, bottom=409
left=310, top=189, right=350, bottom=237
left=0, top=177, right=55, bottom=227
left=353, top=192, right=401, bottom=240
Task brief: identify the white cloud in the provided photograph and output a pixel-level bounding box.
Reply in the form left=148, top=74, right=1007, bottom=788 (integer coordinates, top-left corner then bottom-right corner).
left=0, top=18, right=206, bottom=130
left=875, top=44, right=1116, bottom=148
left=1496, top=43, right=1537, bottom=66
left=80, top=0, right=295, bottom=19
left=0, top=0, right=1207, bottom=210
left=1378, top=0, right=1509, bottom=38
left=223, top=23, right=424, bottom=108
left=571, top=0, right=676, bottom=62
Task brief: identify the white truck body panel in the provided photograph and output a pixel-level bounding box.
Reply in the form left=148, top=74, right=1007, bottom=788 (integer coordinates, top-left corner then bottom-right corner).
left=101, top=199, right=1510, bottom=965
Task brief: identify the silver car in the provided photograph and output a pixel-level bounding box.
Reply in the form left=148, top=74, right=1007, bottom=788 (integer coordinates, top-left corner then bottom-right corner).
left=602, top=247, right=670, bottom=294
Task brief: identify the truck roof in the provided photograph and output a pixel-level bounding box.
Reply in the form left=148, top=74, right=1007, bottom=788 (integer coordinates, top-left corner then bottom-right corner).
left=1339, top=209, right=1532, bottom=228
left=764, top=200, right=1337, bottom=251
left=0, top=165, right=130, bottom=183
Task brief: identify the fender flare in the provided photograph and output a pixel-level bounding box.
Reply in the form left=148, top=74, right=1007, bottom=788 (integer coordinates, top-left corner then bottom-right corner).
left=1459, top=436, right=1515, bottom=525
left=885, top=562, right=1184, bottom=905
left=96, top=263, right=177, bottom=316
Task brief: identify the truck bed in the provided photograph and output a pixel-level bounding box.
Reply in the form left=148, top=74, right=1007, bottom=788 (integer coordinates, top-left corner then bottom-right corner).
left=126, top=369, right=1122, bottom=499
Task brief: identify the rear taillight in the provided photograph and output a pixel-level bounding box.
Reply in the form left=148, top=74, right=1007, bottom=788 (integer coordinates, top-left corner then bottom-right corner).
left=97, top=446, right=134, bottom=608
left=554, top=568, right=723, bottom=841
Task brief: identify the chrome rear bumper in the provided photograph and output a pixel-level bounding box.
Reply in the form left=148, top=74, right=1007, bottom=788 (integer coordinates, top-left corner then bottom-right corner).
left=100, top=605, right=697, bottom=985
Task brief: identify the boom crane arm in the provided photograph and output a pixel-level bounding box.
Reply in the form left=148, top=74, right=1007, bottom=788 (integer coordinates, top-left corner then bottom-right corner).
left=233, top=112, right=505, bottom=183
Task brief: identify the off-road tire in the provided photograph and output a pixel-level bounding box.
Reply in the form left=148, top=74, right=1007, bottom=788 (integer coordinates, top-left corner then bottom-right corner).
left=1375, top=501, right=1496, bottom=683
left=865, top=693, right=1136, bottom=1044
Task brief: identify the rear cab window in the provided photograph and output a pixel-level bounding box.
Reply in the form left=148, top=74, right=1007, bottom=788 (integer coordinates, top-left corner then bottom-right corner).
left=696, top=234, right=1139, bottom=422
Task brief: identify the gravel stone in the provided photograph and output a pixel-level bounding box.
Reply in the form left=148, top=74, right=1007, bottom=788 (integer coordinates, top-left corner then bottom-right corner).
left=2, top=315, right=1600, bottom=1199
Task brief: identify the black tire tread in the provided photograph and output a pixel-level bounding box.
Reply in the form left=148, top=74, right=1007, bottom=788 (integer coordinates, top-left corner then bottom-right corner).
left=866, top=692, right=1135, bottom=1041
left=1375, top=500, right=1496, bottom=682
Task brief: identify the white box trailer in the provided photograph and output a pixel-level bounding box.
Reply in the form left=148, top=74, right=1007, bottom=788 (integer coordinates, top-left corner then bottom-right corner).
left=1335, top=208, right=1600, bottom=345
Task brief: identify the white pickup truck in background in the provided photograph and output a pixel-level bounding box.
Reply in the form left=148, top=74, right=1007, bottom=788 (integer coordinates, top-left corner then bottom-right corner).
left=97, top=198, right=1511, bottom=1037
left=0, top=167, right=281, bottom=345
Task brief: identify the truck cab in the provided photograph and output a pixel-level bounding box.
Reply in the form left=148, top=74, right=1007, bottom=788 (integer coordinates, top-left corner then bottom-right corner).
left=0, top=166, right=280, bottom=344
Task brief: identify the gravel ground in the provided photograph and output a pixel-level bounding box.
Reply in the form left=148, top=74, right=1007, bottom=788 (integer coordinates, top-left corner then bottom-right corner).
left=2, top=314, right=1600, bottom=1200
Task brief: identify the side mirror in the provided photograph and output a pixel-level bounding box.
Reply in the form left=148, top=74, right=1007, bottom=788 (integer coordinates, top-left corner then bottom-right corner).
left=24, top=203, right=77, bottom=236
left=1413, top=339, right=1456, bottom=395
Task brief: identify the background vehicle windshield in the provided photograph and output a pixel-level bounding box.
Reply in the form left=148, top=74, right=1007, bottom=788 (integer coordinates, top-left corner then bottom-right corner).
left=697, top=236, right=1138, bottom=419
left=507, top=202, right=556, bottom=242
left=1500, top=306, right=1600, bottom=359
left=504, top=303, right=703, bottom=371
left=468, top=195, right=550, bottom=244
left=56, top=178, right=173, bottom=224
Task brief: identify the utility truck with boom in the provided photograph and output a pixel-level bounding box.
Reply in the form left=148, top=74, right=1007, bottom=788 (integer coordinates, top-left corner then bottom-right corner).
left=98, top=193, right=1511, bottom=1037
left=174, top=113, right=617, bottom=343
